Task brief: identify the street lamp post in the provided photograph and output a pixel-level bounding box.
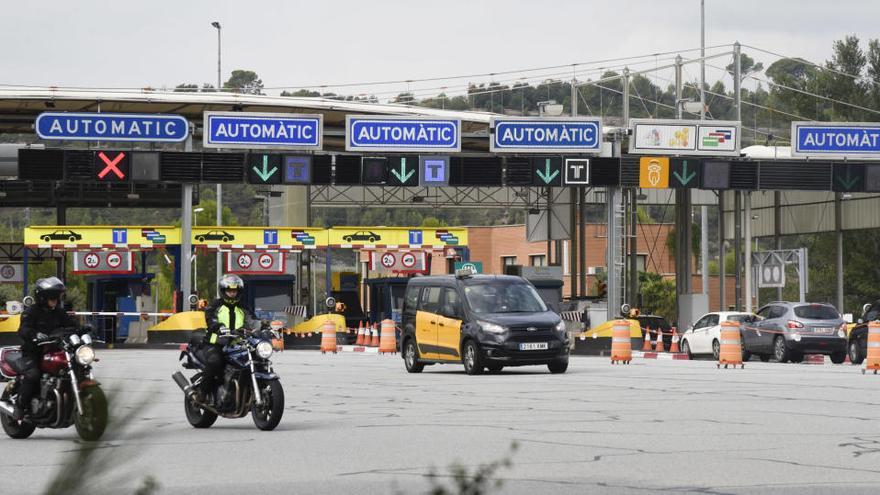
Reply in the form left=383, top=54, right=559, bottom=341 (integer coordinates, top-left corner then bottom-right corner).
left=211, top=21, right=223, bottom=296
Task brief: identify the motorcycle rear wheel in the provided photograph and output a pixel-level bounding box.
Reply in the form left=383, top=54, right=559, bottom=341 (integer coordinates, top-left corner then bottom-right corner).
left=184, top=374, right=218, bottom=429
left=251, top=380, right=284, bottom=431
left=75, top=386, right=108, bottom=441
left=1, top=391, right=36, bottom=439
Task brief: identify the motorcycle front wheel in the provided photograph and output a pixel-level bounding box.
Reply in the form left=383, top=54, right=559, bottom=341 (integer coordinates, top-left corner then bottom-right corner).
left=251, top=380, right=284, bottom=431
left=75, top=385, right=108, bottom=441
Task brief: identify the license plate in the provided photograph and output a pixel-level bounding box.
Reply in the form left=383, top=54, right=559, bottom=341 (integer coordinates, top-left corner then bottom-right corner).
left=813, top=327, right=833, bottom=334
left=519, top=342, right=548, bottom=351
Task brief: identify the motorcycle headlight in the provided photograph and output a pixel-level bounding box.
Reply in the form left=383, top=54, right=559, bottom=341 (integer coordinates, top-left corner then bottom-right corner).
left=69, top=334, right=81, bottom=346
left=478, top=321, right=507, bottom=334
left=555, top=320, right=567, bottom=333
left=256, top=341, right=274, bottom=359
left=81, top=334, right=93, bottom=345
left=75, top=345, right=95, bottom=365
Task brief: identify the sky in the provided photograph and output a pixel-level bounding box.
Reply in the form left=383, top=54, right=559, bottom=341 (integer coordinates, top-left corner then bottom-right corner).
left=2, top=0, right=879, bottom=98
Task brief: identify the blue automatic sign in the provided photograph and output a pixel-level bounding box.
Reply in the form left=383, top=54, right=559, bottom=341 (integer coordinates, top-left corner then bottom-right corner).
left=35, top=112, right=188, bottom=142
left=792, top=121, right=880, bottom=158
left=491, top=117, right=602, bottom=153
left=346, top=116, right=460, bottom=152
left=203, top=112, right=322, bottom=150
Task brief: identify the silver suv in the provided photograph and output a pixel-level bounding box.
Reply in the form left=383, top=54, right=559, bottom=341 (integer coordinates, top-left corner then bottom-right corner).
left=742, top=302, right=847, bottom=363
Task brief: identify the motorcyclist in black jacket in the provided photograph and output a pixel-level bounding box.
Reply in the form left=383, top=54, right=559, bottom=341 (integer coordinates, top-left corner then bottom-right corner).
left=199, top=274, right=257, bottom=402
left=15, top=277, right=79, bottom=420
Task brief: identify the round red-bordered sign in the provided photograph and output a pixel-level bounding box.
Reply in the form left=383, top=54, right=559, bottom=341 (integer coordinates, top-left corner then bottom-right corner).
left=106, top=252, right=122, bottom=268
left=401, top=252, right=417, bottom=268
left=258, top=253, right=274, bottom=269
left=236, top=253, right=253, bottom=269
left=84, top=252, right=101, bottom=269
left=380, top=252, right=396, bottom=268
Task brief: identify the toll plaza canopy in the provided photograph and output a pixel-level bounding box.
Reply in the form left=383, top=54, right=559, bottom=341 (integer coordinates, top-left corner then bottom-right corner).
left=24, top=225, right=468, bottom=251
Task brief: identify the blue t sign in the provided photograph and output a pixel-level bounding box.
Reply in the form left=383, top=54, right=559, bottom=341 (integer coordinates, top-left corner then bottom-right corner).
left=408, top=230, right=423, bottom=245
left=263, top=230, right=278, bottom=245
left=112, top=229, right=127, bottom=244
left=283, top=155, right=312, bottom=184
left=419, top=156, right=450, bottom=186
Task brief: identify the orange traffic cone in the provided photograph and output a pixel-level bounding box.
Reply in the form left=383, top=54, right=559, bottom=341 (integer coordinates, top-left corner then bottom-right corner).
left=654, top=328, right=665, bottom=352
left=371, top=324, right=380, bottom=347
left=355, top=322, right=365, bottom=346
left=669, top=328, right=680, bottom=353
left=379, top=319, right=397, bottom=354
left=320, top=319, right=338, bottom=354
left=864, top=321, right=880, bottom=374
left=642, top=327, right=653, bottom=351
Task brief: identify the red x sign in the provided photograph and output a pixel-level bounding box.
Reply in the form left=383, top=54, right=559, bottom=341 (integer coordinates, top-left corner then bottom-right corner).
left=96, top=151, right=127, bottom=180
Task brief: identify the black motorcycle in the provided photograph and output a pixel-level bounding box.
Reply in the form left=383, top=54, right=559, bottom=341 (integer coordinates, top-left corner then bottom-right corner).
left=172, top=322, right=284, bottom=431
left=0, top=328, right=108, bottom=441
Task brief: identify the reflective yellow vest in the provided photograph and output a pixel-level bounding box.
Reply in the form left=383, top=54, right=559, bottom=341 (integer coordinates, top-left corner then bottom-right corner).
left=209, top=304, right=246, bottom=344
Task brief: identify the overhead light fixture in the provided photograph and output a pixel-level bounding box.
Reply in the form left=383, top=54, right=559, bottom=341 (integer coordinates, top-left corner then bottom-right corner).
left=44, top=101, right=56, bottom=108
left=127, top=193, right=140, bottom=199
left=528, top=208, right=541, bottom=215
left=0, top=191, right=6, bottom=198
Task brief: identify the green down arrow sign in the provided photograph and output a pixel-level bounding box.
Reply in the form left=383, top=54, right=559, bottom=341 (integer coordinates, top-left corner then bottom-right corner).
left=391, top=157, right=415, bottom=183
left=536, top=158, right=560, bottom=184
left=252, top=155, right=278, bottom=182
left=672, top=160, right=697, bottom=186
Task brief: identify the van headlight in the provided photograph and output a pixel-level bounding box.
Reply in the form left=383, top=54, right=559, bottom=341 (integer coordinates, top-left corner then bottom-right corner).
left=478, top=321, right=507, bottom=334
left=75, top=345, right=95, bottom=365
left=256, top=341, right=274, bottom=359
left=555, top=320, right=567, bottom=333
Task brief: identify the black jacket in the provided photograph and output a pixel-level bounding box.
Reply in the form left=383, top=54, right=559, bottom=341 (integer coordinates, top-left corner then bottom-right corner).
left=18, top=305, right=79, bottom=358
left=203, top=298, right=257, bottom=342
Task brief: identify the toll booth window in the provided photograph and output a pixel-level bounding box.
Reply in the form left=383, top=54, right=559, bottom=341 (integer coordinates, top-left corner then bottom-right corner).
left=404, top=286, right=421, bottom=311
left=391, top=285, right=407, bottom=312
left=419, top=287, right=443, bottom=314
left=464, top=283, right=547, bottom=314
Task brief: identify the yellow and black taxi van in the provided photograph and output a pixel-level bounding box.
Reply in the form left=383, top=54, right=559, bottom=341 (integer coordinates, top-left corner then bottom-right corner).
left=400, top=270, right=570, bottom=374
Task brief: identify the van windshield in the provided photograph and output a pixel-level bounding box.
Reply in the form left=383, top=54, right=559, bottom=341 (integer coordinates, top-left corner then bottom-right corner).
left=463, top=283, right=548, bottom=314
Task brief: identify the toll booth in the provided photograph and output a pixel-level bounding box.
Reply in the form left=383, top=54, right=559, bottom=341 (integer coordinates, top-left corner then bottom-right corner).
left=364, top=277, right=410, bottom=326
left=505, top=266, right=565, bottom=313
left=238, top=275, right=296, bottom=321
left=85, top=273, right=154, bottom=344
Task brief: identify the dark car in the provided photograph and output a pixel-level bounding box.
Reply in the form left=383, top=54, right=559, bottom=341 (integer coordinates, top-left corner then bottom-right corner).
left=743, top=302, right=847, bottom=363
left=195, top=230, right=234, bottom=242
left=635, top=314, right=672, bottom=348
left=846, top=300, right=880, bottom=365
left=40, top=230, right=82, bottom=242
left=343, top=231, right=381, bottom=243
left=400, top=272, right=570, bottom=375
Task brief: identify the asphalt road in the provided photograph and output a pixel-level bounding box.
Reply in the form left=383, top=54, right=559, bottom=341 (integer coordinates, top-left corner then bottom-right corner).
left=2, top=350, right=880, bottom=495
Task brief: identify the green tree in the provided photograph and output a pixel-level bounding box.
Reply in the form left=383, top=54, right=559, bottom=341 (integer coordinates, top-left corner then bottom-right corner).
left=639, top=272, right=676, bottom=323
left=223, top=70, right=263, bottom=95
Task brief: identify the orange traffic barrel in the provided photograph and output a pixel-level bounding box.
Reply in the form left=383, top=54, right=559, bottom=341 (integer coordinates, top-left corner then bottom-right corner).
left=379, top=319, right=397, bottom=354
left=611, top=320, right=632, bottom=364
left=863, top=321, right=880, bottom=374
left=320, top=319, right=338, bottom=354
left=717, top=320, right=743, bottom=369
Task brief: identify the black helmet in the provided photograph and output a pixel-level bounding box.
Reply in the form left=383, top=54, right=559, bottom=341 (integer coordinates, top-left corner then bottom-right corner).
left=34, top=276, right=66, bottom=306
left=219, top=274, right=244, bottom=304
